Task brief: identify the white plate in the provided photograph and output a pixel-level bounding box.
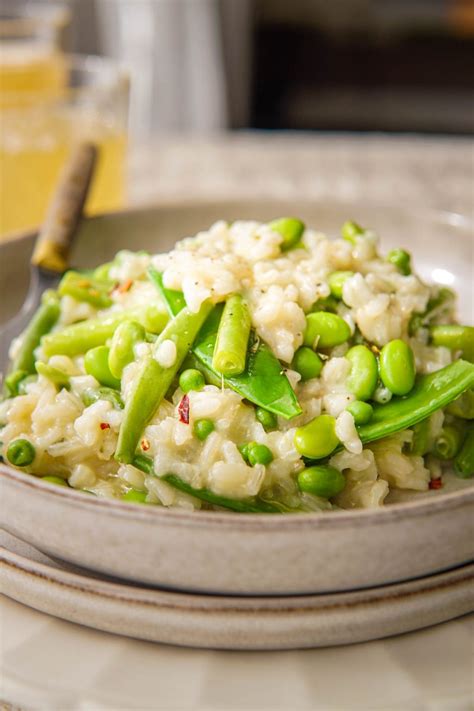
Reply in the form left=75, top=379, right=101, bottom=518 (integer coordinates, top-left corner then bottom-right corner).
left=1, top=531, right=473, bottom=651
left=1, top=199, right=473, bottom=595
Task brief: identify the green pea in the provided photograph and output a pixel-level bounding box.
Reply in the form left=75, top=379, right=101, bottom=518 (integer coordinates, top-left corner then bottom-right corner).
left=193, top=418, right=215, bottom=441
left=294, top=414, right=339, bottom=459
left=247, top=442, right=274, bottom=466
left=346, top=400, right=373, bottom=425
left=303, top=312, right=351, bottom=349
left=6, top=438, right=36, bottom=467
left=341, top=220, right=364, bottom=244
left=238, top=443, right=250, bottom=462
left=328, top=271, right=354, bottom=299
left=122, top=489, right=148, bottom=503
left=255, top=407, right=278, bottom=430
left=346, top=345, right=378, bottom=401
left=42, top=475, right=69, bottom=487
left=379, top=339, right=416, bottom=396
left=84, top=346, right=121, bottom=389
left=179, top=368, right=205, bottom=393
left=387, top=248, right=411, bottom=276
left=109, top=320, right=146, bottom=379
left=297, top=465, right=346, bottom=498
left=292, top=347, right=323, bottom=381
left=269, top=217, right=305, bottom=251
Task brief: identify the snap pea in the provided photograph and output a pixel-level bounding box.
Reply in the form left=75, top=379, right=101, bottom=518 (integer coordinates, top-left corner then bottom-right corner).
left=84, top=346, right=121, bottom=389
left=292, top=347, right=323, bottom=381
left=42, top=475, right=69, bottom=487
left=433, top=424, right=465, bottom=461
left=108, top=320, right=146, bottom=379
left=115, top=300, right=214, bottom=464
left=387, top=249, right=411, bottom=276
left=212, top=294, right=251, bottom=376
left=255, top=407, right=277, bottom=430
left=454, top=425, right=474, bottom=478
left=268, top=217, right=305, bottom=251
left=379, top=339, right=415, bottom=396
left=193, top=419, right=214, bottom=441
left=6, top=438, right=36, bottom=467
left=179, top=369, right=205, bottom=393
left=446, top=390, right=474, bottom=420
left=148, top=267, right=186, bottom=317
left=58, top=271, right=113, bottom=308
left=341, top=220, right=364, bottom=244
left=132, top=454, right=281, bottom=513
left=8, top=290, right=60, bottom=377
left=82, top=387, right=124, bottom=410
left=35, top=361, right=70, bottom=389
left=346, top=400, right=373, bottom=425
left=328, top=271, right=354, bottom=299
left=346, top=345, right=378, bottom=401
left=303, top=312, right=351, bottom=349
left=150, top=272, right=302, bottom=419
left=297, top=465, right=346, bottom=498
left=294, top=414, right=339, bottom=459
left=430, top=325, right=474, bottom=362
left=357, top=359, right=474, bottom=445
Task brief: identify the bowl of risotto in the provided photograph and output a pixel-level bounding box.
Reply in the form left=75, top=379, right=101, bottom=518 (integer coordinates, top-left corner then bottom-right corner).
left=0, top=199, right=473, bottom=594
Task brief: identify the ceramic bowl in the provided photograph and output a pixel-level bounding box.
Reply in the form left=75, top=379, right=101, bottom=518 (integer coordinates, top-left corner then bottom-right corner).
left=1, top=199, right=473, bottom=595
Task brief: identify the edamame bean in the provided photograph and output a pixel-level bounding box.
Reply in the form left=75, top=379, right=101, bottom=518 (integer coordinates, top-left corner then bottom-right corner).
left=42, top=475, right=69, bottom=487
left=84, top=346, right=121, bottom=389
left=108, top=320, right=146, bottom=379
left=346, top=345, right=378, bottom=401
left=269, top=217, right=305, bottom=251
left=387, top=248, right=411, bottom=276
left=179, top=368, right=205, bottom=393
left=297, top=465, right=346, bottom=498
left=247, top=442, right=274, bottom=466
left=328, top=271, right=354, bottom=299
left=346, top=400, right=373, bottom=425
left=255, top=407, right=277, bottom=430
left=379, top=339, right=415, bottom=396
left=6, top=438, right=36, bottom=467
left=434, top=424, right=465, bottom=460
left=294, top=414, right=339, bottom=459
left=193, top=418, right=215, bottom=441
left=292, top=347, right=323, bottom=381
left=303, top=312, right=351, bottom=349
left=341, top=220, right=364, bottom=244
left=122, top=489, right=148, bottom=503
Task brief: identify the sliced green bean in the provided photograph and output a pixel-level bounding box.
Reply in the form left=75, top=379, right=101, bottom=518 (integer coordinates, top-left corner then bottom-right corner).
left=268, top=217, right=305, bottom=251
left=108, top=320, right=146, bottom=379
left=434, top=424, right=465, bottom=461
left=454, top=425, right=474, bottom=478
left=9, top=290, right=60, bottom=375
left=212, top=294, right=251, bottom=376
left=4, top=369, right=29, bottom=398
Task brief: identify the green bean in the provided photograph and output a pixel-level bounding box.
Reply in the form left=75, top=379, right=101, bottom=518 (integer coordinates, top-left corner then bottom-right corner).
left=387, top=249, right=411, bottom=276
left=294, top=414, right=339, bottom=459
left=255, top=407, right=277, bottom=430
left=9, top=290, right=60, bottom=376
left=454, top=425, right=474, bottom=478
left=303, top=312, right=351, bottom=349
left=410, top=418, right=432, bottom=456
left=430, top=325, right=474, bottom=362
left=6, top=438, right=36, bottom=467
left=115, top=300, right=214, bottom=463
left=4, top=369, right=28, bottom=398
left=297, top=465, right=346, bottom=498
left=193, top=419, right=215, bottom=441
left=84, top=346, right=121, bottom=389
left=346, top=345, right=378, bottom=401
left=292, top=347, right=323, bottom=381
left=247, top=442, right=273, bottom=466
left=379, top=339, right=415, bottom=396
left=341, top=220, right=364, bottom=244
left=82, top=387, right=124, bottom=410
left=268, top=217, right=305, bottom=251
left=108, top=320, right=146, bottom=379
left=35, top=361, right=70, bottom=389
left=446, top=390, right=474, bottom=420
left=42, top=475, right=69, bottom=487
left=346, top=400, right=373, bottom=425
left=212, top=294, right=251, bottom=376
left=433, top=424, right=465, bottom=461
left=179, top=368, right=205, bottom=393
left=58, top=271, right=113, bottom=308
left=122, top=489, right=148, bottom=503
left=328, top=271, right=354, bottom=299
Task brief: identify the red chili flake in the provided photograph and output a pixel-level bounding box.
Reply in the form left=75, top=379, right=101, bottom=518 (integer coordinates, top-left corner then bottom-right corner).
left=100, top=422, right=110, bottom=430
left=108, top=282, right=120, bottom=295
left=178, top=394, right=190, bottom=424
left=141, top=438, right=150, bottom=451
left=118, top=278, right=133, bottom=294
left=429, top=478, right=443, bottom=490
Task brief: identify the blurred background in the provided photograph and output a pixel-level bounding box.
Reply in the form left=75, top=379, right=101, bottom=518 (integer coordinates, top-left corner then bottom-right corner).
left=1, top=0, right=473, bottom=237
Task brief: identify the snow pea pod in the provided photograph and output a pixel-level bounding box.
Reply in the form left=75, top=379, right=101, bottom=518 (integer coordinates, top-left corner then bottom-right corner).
left=149, top=269, right=302, bottom=419
left=357, top=359, right=474, bottom=444
left=10, top=290, right=60, bottom=375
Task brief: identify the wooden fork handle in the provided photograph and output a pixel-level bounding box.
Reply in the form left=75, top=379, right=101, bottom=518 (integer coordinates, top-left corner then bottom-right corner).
left=31, top=142, right=98, bottom=274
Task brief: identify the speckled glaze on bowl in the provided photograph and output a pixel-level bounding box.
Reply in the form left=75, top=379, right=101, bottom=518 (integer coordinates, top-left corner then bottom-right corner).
left=1, top=199, right=473, bottom=595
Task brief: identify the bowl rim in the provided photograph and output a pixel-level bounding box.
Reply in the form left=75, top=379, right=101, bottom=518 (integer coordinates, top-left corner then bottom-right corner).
left=1, top=197, right=473, bottom=530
